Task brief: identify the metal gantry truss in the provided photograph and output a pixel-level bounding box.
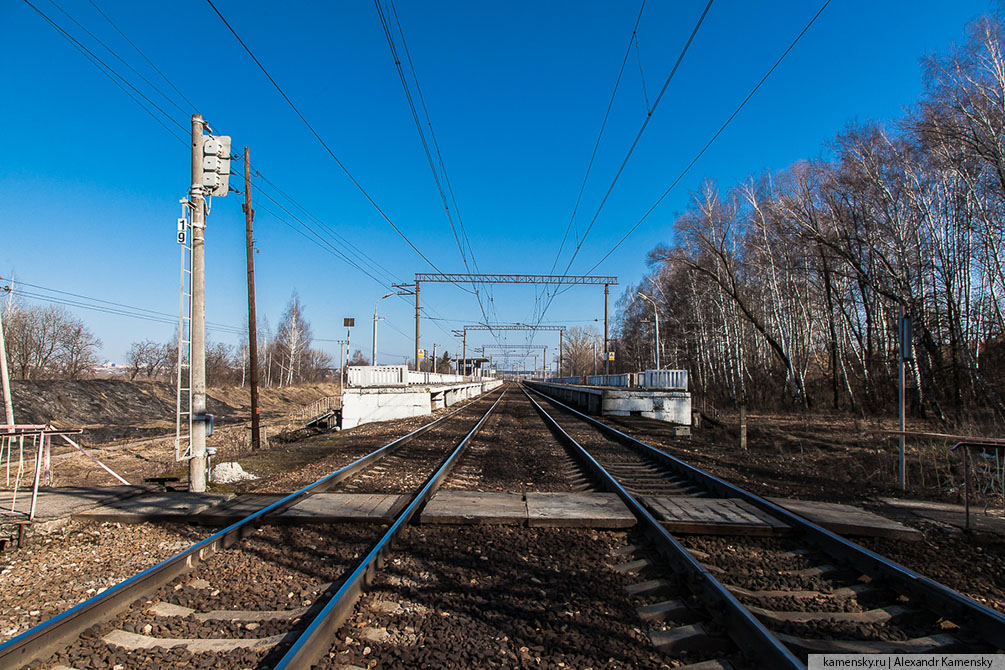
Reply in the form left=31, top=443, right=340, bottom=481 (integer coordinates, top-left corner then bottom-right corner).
left=480, top=344, right=550, bottom=375
left=410, top=273, right=617, bottom=375
left=416, top=273, right=616, bottom=285
left=452, top=324, right=567, bottom=377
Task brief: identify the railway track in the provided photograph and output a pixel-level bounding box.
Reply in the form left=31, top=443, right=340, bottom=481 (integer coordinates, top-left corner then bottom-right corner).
left=0, top=388, right=506, bottom=670
left=3, top=382, right=1003, bottom=669
left=523, top=384, right=1005, bottom=667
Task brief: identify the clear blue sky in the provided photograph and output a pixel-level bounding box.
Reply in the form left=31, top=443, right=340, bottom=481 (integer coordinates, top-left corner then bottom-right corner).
left=0, top=0, right=994, bottom=369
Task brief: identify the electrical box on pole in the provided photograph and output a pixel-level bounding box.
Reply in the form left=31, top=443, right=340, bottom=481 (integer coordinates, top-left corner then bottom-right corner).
left=202, top=135, right=232, bottom=197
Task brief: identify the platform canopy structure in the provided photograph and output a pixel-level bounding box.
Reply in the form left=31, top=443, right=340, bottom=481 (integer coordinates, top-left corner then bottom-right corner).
left=452, top=323, right=567, bottom=377
left=403, top=274, right=617, bottom=374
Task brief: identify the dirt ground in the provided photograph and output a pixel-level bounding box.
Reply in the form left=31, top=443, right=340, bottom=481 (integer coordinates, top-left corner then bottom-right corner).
left=10, top=379, right=340, bottom=444
left=3, top=380, right=340, bottom=489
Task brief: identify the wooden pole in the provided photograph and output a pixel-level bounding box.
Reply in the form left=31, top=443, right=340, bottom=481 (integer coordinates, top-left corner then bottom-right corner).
left=243, top=147, right=261, bottom=451
left=0, top=295, right=14, bottom=430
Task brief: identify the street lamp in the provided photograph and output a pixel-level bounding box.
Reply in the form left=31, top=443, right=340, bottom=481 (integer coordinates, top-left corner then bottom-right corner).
left=638, top=291, right=660, bottom=370
left=372, top=292, right=393, bottom=365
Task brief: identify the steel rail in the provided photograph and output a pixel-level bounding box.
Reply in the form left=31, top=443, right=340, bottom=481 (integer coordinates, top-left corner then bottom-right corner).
left=521, top=387, right=803, bottom=669
left=0, top=388, right=504, bottom=670
left=273, top=388, right=508, bottom=668
left=524, top=382, right=1005, bottom=651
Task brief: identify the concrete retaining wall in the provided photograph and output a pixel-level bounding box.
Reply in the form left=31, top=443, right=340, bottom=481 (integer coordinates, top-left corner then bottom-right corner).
left=526, top=381, right=691, bottom=430
left=341, top=379, right=502, bottom=429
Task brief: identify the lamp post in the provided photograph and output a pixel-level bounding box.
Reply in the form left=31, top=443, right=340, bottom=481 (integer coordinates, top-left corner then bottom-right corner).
left=372, top=292, right=393, bottom=366
left=638, top=291, right=660, bottom=370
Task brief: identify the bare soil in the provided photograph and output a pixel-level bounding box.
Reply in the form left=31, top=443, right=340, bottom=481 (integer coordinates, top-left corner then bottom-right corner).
left=4, top=380, right=340, bottom=489
left=10, top=379, right=339, bottom=444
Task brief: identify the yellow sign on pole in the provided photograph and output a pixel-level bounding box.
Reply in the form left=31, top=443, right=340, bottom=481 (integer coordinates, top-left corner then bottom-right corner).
left=607, top=352, right=615, bottom=361
left=418, top=349, right=425, bottom=359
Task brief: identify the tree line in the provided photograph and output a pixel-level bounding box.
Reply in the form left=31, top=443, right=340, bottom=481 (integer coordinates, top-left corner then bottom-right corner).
left=126, top=292, right=335, bottom=386
left=612, top=17, right=1005, bottom=424
left=2, top=290, right=339, bottom=387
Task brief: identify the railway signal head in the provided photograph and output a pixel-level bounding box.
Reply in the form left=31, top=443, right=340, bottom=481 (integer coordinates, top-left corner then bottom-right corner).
left=202, top=135, right=232, bottom=197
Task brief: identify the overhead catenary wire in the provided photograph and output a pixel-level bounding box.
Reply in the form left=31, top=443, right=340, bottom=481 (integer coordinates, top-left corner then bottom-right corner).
left=21, top=3, right=466, bottom=356
left=539, top=0, right=646, bottom=324
left=375, top=0, right=502, bottom=342
left=581, top=0, right=833, bottom=275
left=205, top=0, right=473, bottom=296
left=533, top=0, right=713, bottom=330
left=552, top=0, right=714, bottom=281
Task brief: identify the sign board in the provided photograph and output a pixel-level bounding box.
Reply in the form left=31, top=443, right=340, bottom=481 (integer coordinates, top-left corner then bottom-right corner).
left=899, top=315, right=913, bottom=361
left=418, top=349, right=425, bottom=359
left=607, top=352, right=615, bottom=361
left=177, top=218, right=186, bottom=244
left=344, top=318, right=355, bottom=327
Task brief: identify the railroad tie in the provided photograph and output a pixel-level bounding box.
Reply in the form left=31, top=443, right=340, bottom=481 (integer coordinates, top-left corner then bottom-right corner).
left=775, top=632, right=961, bottom=655
left=102, top=629, right=285, bottom=653
left=649, top=623, right=726, bottom=654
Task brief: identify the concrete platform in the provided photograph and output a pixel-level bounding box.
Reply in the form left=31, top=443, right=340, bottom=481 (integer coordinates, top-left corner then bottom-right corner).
left=526, top=492, right=635, bottom=528
left=644, top=496, right=789, bottom=536
left=0, top=485, right=147, bottom=521
left=74, top=492, right=235, bottom=523
left=526, top=380, right=691, bottom=429
left=875, top=497, right=1005, bottom=537
left=768, top=497, right=923, bottom=541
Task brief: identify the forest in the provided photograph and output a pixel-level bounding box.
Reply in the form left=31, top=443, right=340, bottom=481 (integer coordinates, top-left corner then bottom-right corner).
left=612, top=17, right=1005, bottom=425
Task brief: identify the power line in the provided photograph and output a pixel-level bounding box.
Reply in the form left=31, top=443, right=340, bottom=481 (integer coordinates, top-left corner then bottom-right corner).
left=47, top=0, right=190, bottom=117
left=205, top=0, right=473, bottom=294
left=582, top=0, right=832, bottom=274
left=23, top=0, right=188, bottom=143
left=375, top=0, right=501, bottom=342
left=533, top=0, right=713, bottom=330
left=85, top=0, right=199, bottom=112
left=541, top=0, right=645, bottom=320
left=553, top=0, right=714, bottom=280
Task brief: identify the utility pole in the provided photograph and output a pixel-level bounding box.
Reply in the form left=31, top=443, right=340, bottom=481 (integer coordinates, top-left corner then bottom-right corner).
left=338, top=339, right=347, bottom=388
left=432, top=343, right=437, bottom=373
left=593, top=340, right=597, bottom=376
left=414, top=281, right=421, bottom=371
left=189, top=114, right=208, bottom=492
left=243, top=146, right=260, bottom=451
left=604, top=284, right=610, bottom=374
left=461, top=329, right=466, bottom=378
left=559, top=329, right=564, bottom=377
left=0, top=287, right=14, bottom=429
left=372, top=292, right=392, bottom=366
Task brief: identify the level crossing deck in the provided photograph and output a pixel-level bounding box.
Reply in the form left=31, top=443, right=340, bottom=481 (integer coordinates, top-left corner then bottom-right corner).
left=3, top=486, right=923, bottom=538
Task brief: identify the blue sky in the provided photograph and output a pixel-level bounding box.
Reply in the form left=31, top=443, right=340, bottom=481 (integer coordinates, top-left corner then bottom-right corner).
left=0, top=0, right=994, bottom=369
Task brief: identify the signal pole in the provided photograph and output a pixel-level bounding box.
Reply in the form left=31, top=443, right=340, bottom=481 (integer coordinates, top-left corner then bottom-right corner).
left=243, top=146, right=260, bottom=451
left=189, top=114, right=208, bottom=492
left=414, top=282, right=421, bottom=371
left=604, top=283, right=610, bottom=374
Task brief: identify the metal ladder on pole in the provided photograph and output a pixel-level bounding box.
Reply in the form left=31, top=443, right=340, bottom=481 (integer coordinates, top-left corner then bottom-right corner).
left=175, top=201, right=194, bottom=461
